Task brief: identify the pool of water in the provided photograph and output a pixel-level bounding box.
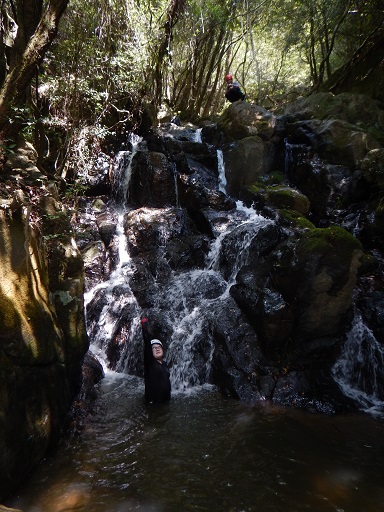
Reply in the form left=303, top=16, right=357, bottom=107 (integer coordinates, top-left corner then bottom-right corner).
left=9, top=372, right=384, bottom=512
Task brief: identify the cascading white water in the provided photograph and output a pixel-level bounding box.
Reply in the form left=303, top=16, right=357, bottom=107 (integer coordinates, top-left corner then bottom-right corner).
left=86, top=129, right=384, bottom=414
left=209, top=150, right=273, bottom=288
left=217, top=149, right=227, bottom=193
left=144, top=151, right=273, bottom=392
left=84, top=136, right=143, bottom=372
left=332, top=310, right=384, bottom=416
left=193, top=127, right=202, bottom=143
left=85, top=127, right=272, bottom=393
left=206, top=203, right=272, bottom=289
left=112, top=134, right=142, bottom=203
left=171, top=162, right=180, bottom=208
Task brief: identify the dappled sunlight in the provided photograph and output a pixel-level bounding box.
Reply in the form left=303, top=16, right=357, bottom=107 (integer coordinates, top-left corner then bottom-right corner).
left=0, top=209, right=62, bottom=360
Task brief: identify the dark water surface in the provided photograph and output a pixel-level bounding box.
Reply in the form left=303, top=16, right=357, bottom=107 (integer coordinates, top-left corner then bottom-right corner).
left=10, top=372, right=384, bottom=512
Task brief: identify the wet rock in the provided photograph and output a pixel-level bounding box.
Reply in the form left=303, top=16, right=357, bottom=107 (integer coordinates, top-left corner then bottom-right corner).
left=164, top=235, right=210, bottom=270
left=178, top=171, right=235, bottom=211
left=80, top=152, right=112, bottom=196
left=209, top=298, right=266, bottom=402
left=0, top=192, right=88, bottom=501
left=68, top=352, right=104, bottom=433
left=232, top=226, right=364, bottom=364
left=218, top=101, right=278, bottom=141
left=222, top=136, right=277, bottom=197
left=128, top=262, right=159, bottom=309
left=271, top=367, right=355, bottom=414
left=218, top=221, right=283, bottom=281
left=153, top=135, right=218, bottom=172
left=96, top=210, right=117, bottom=246
left=81, top=241, right=107, bottom=290
left=280, top=93, right=384, bottom=142
left=129, top=150, right=176, bottom=207
left=124, top=206, right=206, bottom=271
left=361, top=148, right=384, bottom=189
left=290, top=119, right=381, bottom=168
left=359, top=290, right=384, bottom=342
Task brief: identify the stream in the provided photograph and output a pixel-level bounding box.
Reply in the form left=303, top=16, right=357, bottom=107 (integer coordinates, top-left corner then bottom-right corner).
left=8, top=125, right=384, bottom=512
left=9, top=376, right=384, bottom=512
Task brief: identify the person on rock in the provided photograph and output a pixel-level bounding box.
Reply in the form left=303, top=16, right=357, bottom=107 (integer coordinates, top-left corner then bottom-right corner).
left=141, top=317, right=171, bottom=403
left=225, top=74, right=245, bottom=103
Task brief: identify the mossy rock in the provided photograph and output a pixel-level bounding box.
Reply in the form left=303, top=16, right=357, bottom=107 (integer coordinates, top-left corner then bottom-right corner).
left=278, top=209, right=315, bottom=230
left=361, top=148, right=384, bottom=189
left=248, top=172, right=286, bottom=190
left=297, top=225, right=363, bottom=264
left=266, top=186, right=310, bottom=214
left=218, top=102, right=277, bottom=141
left=280, top=93, right=384, bottom=131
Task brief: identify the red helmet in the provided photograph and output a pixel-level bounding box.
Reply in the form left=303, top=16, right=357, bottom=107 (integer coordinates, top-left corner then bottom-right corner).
left=225, top=74, right=233, bottom=81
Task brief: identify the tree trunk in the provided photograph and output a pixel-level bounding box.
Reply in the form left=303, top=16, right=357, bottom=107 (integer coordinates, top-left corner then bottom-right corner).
left=153, top=0, right=185, bottom=110
left=325, top=30, right=384, bottom=102
left=0, top=0, right=69, bottom=143
left=10, top=0, right=43, bottom=72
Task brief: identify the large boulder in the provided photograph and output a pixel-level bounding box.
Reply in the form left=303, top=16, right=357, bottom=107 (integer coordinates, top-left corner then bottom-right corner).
left=287, top=119, right=381, bottom=168
left=361, top=148, right=384, bottom=189
left=177, top=168, right=235, bottom=211
left=124, top=206, right=210, bottom=270
left=222, top=136, right=278, bottom=197
left=0, top=189, right=88, bottom=501
left=280, top=93, right=384, bottom=141
left=218, top=101, right=278, bottom=141
left=231, top=226, right=364, bottom=359
left=210, top=297, right=267, bottom=402
left=129, top=150, right=177, bottom=208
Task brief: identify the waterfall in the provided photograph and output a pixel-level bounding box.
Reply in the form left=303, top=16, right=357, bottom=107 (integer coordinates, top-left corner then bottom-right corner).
left=84, top=136, right=143, bottom=372
left=217, top=149, right=227, bottom=193
left=193, top=128, right=202, bottom=143
left=172, top=161, right=180, bottom=208
left=206, top=201, right=272, bottom=287
left=84, top=128, right=273, bottom=394
left=112, top=133, right=142, bottom=204
left=332, top=310, right=384, bottom=416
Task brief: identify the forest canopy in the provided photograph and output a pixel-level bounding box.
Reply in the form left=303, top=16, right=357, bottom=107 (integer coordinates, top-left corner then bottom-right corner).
left=0, top=0, right=383, bottom=167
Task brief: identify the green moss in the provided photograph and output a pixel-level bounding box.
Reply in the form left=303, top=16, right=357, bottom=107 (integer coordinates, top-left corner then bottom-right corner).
left=298, top=225, right=363, bottom=262
left=266, top=186, right=310, bottom=214
left=267, top=172, right=286, bottom=184
left=279, top=209, right=315, bottom=230
left=248, top=184, right=263, bottom=194
left=247, top=172, right=287, bottom=196
left=358, top=252, right=379, bottom=275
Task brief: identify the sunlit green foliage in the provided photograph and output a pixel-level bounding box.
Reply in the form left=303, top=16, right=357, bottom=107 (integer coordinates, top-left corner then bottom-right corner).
left=1, top=0, right=383, bottom=146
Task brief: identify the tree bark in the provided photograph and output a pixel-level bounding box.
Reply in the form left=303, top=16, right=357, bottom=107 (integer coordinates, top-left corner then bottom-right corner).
left=0, top=0, right=69, bottom=142
left=10, top=0, right=43, bottom=72
left=325, top=29, right=384, bottom=101
left=153, top=0, right=185, bottom=110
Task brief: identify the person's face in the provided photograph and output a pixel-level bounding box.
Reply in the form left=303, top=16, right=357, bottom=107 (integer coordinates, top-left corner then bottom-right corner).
left=152, top=344, right=164, bottom=361
left=226, top=77, right=233, bottom=84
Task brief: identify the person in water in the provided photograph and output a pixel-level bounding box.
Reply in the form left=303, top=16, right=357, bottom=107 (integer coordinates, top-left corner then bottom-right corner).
left=225, top=74, right=245, bottom=103
left=141, top=317, right=171, bottom=403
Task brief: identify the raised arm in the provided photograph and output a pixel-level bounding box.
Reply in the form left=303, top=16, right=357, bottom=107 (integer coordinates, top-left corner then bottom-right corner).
left=141, top=317, right=153, bottom=365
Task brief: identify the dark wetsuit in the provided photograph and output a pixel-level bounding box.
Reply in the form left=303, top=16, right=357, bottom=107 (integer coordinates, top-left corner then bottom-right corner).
left=142, top=323, right=171, bottom=403
left=225, top=81, right=245, bottom=103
